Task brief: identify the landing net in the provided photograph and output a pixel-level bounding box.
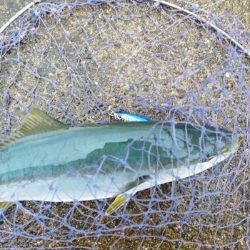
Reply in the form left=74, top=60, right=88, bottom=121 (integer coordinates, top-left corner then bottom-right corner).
left=0, top=0, right=249, bottom=248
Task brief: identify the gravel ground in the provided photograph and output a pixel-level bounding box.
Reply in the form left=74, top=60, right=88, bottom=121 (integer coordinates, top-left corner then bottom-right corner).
left=0, top=0, right=249, bottom=249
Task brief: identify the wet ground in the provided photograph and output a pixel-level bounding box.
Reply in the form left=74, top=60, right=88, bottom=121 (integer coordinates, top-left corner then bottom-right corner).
left=0, top=0, right=249, bottom=249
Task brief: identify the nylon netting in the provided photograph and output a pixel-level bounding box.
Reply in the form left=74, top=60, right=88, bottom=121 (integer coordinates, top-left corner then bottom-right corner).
left=0, top=0, right=249, bottom=248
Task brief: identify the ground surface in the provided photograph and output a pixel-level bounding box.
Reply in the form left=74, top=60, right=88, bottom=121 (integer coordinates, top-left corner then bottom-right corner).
left=0, top=0, right=249, bottom=249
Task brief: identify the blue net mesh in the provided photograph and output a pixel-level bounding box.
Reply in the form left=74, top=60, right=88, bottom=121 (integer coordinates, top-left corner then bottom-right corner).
left=0, top=0, right=249, bottom=248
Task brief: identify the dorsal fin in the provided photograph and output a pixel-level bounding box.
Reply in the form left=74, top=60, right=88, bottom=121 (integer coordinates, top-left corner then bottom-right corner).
left=0, top=109, right=69, bottom=150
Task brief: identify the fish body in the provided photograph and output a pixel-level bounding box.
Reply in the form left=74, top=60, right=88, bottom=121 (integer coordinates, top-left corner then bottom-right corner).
left=0, top=110, right=238, bottom=208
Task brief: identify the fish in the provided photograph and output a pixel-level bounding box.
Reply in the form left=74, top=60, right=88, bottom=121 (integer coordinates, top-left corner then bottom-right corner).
left=110, top=112, right=150, bottom=122
left=0, top=109, right=239, bottom=215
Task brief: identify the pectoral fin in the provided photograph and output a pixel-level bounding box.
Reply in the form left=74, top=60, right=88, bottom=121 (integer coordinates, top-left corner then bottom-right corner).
left=105, top=175, right=152, bottom=215
left=105, top=194, right=129, bottom=215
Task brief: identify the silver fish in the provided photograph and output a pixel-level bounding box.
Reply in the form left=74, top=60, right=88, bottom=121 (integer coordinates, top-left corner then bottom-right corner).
left=0, top=109, right=239, bottom=214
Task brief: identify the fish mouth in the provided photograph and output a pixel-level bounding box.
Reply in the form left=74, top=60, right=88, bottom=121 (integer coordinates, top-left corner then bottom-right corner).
left=221, top=137, right=240, bottom=155
left=231, top=137, right=240, bottom=153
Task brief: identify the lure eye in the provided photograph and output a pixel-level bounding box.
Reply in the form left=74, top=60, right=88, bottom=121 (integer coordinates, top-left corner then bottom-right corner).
left=110, top=112, right=123, bottom=122
left=116, top=114, right=122, bottom=120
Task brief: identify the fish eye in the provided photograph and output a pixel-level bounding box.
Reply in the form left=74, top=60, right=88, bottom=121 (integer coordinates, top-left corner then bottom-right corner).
left=201, top=152, right=213, bottom=162
left=205, top=152, right=216, bottom=160
left=221, top=146, right=228, bottom=153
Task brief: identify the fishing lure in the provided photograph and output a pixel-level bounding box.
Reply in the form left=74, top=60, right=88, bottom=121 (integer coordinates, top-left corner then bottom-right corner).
left=110, top=112, right=150, bottom=122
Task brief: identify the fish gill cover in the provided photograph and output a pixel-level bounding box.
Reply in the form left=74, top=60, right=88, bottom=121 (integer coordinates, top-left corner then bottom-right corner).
left=0, top=0, right=249, bottom=248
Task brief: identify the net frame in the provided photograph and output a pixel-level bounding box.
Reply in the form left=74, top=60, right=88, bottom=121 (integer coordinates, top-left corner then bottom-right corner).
left=0, top=0, right=249, bottom=248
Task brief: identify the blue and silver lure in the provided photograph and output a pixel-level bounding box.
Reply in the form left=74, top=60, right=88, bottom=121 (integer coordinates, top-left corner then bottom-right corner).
left=110, top=112, right=150, bottom=123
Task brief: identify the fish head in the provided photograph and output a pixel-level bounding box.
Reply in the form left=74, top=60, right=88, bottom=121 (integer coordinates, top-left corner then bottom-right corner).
left=158, top=122, right=239, bottom=167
